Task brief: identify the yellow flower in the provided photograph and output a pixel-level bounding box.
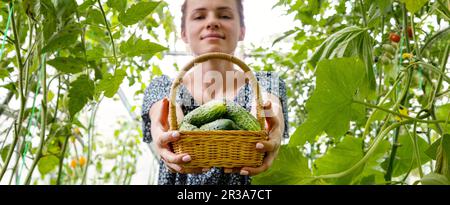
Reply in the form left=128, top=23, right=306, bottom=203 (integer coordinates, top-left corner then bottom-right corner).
left=79, top=156, right=87, bottom=167
left=402, top=53, right=413, bottom=59
left=70, top=159, right=77, bottom=169
left=395, top=105, right=409, bottom=121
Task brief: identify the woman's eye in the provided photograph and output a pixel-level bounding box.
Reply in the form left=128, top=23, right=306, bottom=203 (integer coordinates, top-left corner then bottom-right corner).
left=220, top=16, right=231, bottom=19
left=194, top=16, right=205, bottom=20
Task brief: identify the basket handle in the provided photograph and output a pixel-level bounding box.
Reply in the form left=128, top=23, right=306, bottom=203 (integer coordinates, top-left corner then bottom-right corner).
left=168, top=52, right=265, bottom=131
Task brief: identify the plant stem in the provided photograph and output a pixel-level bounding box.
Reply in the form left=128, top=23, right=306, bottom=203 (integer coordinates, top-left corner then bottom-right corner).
left=352, top=100, right=443, bottom=124
left=81, top=100, right=101, bottom=184
left=0, top=3, right=24, bottom=181
left=24, top=54, right=47, bottom=185
left=97, top=0, right=118, bottom=69
left=404, top=125, right=423, bottom=178
left=57, top=133, right=71, bottom=185
left=384, top=23, right=415, bottom=182
left=362, top=73, right=404, bottom=140
left=402, top=4, right=411, bottom=53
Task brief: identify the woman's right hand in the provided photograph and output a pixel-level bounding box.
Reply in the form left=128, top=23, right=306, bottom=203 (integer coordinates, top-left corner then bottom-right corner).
left=149, top=97, right=203, bottom=174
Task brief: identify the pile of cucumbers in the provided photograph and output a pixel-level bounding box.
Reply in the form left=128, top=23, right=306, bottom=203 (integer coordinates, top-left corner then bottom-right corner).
left=179, top=100, right=261, bottom=131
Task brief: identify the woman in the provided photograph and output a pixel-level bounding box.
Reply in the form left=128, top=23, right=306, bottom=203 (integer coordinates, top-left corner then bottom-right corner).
left=141, top=0, right=289, bottom=185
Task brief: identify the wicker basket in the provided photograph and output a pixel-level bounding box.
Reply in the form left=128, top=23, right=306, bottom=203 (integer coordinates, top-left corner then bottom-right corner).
left=169, top=52, right=268, bottom=170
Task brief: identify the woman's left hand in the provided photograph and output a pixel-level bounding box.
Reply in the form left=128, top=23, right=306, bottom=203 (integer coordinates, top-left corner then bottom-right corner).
left=223, top=101, right=282, bottom=176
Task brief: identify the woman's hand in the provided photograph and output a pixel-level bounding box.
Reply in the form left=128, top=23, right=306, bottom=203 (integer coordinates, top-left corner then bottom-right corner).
left=242, top=101, right=282, bottom=176
left=223, top=100, right=283, bottom=176
left=150, top=97, right=204, bottom=174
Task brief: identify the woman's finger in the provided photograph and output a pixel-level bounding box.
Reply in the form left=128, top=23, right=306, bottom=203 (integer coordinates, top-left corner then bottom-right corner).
left=160, top=148, right=191, bottom=164
left=157, top=131, right=181, bottom=146
left=240, top=153, right=275, bottom=176
left=255, top=139, right=279, bottom=153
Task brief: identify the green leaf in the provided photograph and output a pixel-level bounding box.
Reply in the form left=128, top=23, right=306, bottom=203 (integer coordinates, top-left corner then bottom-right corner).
left=252, top=145, right=313, bottom=185
left=38, top=155, right=59, bottom=175
left=55, top=0, right=77, bottom=20
left=308, top=26, right=376, bottom=98
left=0, top=69, right=10, bottom=80
left=120, top=35, right=167, bottom=58
left=40, top=0, right=57, bottom=42
left=152, top=65, right=162, bottom=76
left=68, top=75, right=95, bottom=119
left=384, top=132, right=432, bottom=177
left=42, top=23, right=82, bottom=53
left=353, top=139, right=390, bottom=184
left=375, top=0, right=392, bottom=15
left=86, top=9, right=104, bottom=26
left=314, top=136, right=364, bottom=184
left=434, top=103, right=450, bottom=133
left=107, top=0, right=127, bottom=13
left=47, top=57, right=85, bottom=74
left=289, top=58, right=365, bottom=146
left=1, top=144, right=11, bottom=162
left=118, top=1, right=160, bottom=26
left=86, top=47, right=105, bottom=61
left=420, top=173, right=450, bottom=185
left=97, top=69, right=126, bottom=98
left=399, top=0, right=429, bottom=14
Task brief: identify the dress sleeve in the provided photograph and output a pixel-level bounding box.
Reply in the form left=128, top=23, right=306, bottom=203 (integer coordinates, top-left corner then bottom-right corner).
left=255, top=71, right=290, bottom=139
left=141, top=75, right=172, bottom=143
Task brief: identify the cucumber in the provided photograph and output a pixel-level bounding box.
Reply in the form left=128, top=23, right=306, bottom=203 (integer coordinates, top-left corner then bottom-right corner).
left=225, top=102, right=262, bottom=131
left=182, top=99, right=227, bottom=127
left=199, top=119, right=242, bottom=131
left=179, top=122, right=199, bottom=131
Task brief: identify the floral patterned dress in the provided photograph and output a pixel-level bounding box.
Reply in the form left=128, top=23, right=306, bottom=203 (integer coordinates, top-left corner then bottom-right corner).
left=141, top=71, right=289, bottom=185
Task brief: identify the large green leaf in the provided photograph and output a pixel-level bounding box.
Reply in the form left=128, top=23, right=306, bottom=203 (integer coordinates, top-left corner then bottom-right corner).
left=314, top=136, right=364, bottom=184
left=118, top=1, right=160, bottom=26
left=107, top=0, right=127, bottom=13
left=68, top=75, right=95, bottom=119
left=42, top=23, right=82, bottom=53
left=400, top=0, right=429, bottom=14
left=120, top=35, right=167, bottom=58
left=97, top=68, right=127, bottom=98
left=252, top=145, right=312, bottom=185
left=47, top=57, right=85, bottom=74
left=308, top=26, right=376, bottom=98
left=382, top=132, right=432, bottom=177
left=289, top=58, right=365, bottom=146
left=38, top=155, right=59, bottom=175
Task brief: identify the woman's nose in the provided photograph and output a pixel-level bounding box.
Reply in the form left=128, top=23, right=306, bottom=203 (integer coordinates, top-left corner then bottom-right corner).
left=206, top=17, right=220, bottom=30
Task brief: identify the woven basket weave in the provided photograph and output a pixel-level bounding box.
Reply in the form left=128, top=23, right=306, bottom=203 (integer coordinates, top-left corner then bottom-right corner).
left=169, top=52, right=268, bottom=170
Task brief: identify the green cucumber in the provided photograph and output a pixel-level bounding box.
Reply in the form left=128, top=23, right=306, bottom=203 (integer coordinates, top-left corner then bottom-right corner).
left=225, top=102, right=261, bottom=131
left=199, top=119, right=242, bottom=130
left=182, top=99, right=227, bottom=127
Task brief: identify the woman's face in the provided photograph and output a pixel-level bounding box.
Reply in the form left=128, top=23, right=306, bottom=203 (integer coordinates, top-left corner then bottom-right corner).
left=182, top=0, right=245, bottom=55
